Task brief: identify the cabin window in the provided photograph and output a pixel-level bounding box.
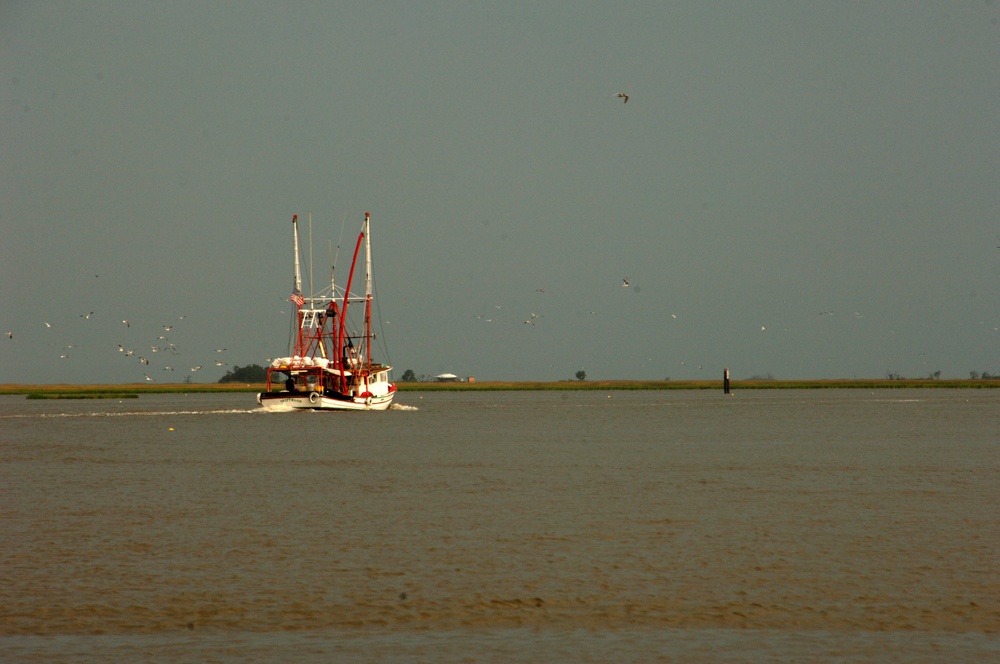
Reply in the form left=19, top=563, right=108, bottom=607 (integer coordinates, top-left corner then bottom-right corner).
left=272, top=371, right=292, bottom=392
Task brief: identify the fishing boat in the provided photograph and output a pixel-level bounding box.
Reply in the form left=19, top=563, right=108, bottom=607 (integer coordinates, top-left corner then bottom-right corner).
left=257, top=212, right=396, bottom=411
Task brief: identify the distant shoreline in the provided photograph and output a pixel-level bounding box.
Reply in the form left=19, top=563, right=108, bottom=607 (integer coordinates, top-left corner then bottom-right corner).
left=1, top=379, right=998, bottom=395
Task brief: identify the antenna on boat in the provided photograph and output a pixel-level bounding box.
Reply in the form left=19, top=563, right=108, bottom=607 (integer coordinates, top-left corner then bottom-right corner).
left=333, top=209, right=347, bottom=278
left=329, top=239, right=335, bottom=295
left=308, top=212, right=314, bottom=301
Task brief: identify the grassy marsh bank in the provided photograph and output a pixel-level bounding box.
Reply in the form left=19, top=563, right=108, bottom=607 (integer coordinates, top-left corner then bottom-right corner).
left=397, top=379, right=1000, bottom=391
left=2, top=379, right=999, bottom=396
left=26, top=392, right=139, bottom=399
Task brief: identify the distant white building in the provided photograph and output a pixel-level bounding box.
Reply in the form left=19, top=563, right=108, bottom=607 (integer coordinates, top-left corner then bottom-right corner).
left=435, top=373, right=460, bottom=382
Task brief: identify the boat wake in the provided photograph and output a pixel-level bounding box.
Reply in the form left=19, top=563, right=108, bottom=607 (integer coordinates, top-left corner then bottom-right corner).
left=253, top=402, right=418, bottom=413
left=255, top=403, right=299, bottom=413
left=1, top=409, right=262, bottom=419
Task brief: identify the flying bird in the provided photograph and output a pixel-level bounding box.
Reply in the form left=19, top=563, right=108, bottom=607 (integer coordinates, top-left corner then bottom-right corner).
left=615, top=92, right=629, bottom=103
left=622, top=278, right=630, bottom=287
left=81, top=312, right=93, bottom=319
left=6, top=331, right=12, bottom=339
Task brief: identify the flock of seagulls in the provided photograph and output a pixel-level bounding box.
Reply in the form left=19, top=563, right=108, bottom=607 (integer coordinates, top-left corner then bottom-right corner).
left=7, top=92, right=636, bottom=368
left=473, top=276, right=635, bottom=330
left=5, top=310, right=230, bottom=382
left=459, top=270, right=925, bottom=377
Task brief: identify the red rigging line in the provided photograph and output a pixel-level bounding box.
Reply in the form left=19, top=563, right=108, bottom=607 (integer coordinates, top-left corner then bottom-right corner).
left=336, top=229, right=365, bottom=392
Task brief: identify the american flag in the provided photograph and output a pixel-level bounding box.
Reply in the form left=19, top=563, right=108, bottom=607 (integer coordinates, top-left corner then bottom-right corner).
left=290, top=290, right=305, bottom=306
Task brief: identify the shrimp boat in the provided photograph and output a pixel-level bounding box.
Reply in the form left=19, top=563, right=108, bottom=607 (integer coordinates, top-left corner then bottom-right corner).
left=257, top=212, right=396, bottom=411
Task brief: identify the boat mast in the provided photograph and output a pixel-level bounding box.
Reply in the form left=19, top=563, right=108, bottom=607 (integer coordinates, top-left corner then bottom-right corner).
left=308, top=212, right=314, bottom=302
left=291, top=214, right=305, bottom=356
left=292, top=215, right=303, bottom=296
left=364, top=212, right=373, bottom=367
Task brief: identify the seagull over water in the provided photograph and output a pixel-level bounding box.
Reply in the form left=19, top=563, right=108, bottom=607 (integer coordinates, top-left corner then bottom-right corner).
left=622, top=278, right=630, bottom=287
left=615, top=92, right=629, bottom=103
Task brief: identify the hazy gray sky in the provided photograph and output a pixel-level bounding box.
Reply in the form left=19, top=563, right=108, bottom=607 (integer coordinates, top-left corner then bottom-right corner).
left=3, top=2, right=999, bottom=384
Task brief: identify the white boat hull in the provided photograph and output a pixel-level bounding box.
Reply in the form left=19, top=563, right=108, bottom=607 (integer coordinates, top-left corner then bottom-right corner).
left=257, top=390, right=395, bottom=411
